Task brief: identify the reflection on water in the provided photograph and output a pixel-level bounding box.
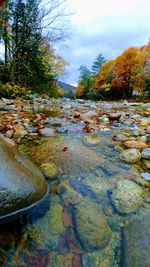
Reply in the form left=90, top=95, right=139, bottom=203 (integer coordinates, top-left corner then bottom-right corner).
left=0, top=127, right=150, bottom=267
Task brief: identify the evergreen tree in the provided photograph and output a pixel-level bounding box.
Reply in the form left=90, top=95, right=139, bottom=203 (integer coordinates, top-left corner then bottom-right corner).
left=92, top=53, right=106, bottom=75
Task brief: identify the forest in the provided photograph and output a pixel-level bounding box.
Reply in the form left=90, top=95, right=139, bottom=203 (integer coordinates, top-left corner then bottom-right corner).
left=0, top=0, right=150, bottom=101
left=75, top=42, right=150, bottom=100
left=0, top=0, right=69, bottom=98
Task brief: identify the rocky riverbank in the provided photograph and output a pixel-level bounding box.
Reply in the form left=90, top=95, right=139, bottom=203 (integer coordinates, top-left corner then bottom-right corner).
left=0, top=96, right=150, bottom=266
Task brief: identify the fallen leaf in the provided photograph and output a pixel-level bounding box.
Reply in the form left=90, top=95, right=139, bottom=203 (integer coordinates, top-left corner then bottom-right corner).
left=62, top=147, right=68, bottom=152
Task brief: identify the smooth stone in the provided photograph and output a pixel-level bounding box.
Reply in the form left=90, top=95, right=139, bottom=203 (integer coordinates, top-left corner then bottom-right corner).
left=56, top=127, right=68, bottom=134
left=80, top=111, right=97, bottom=121
left=112, top=179, right=143, bottom=214
left=24, top=125, right=37, bottom=133
left=57, top=181, right=83, bottom=205
left=121, top=149, right=141, bottom=163
left=142, top=159, right=150, bottom=170
left=139, top=135, right=147, bottom=143
left=83, top=133, right=100, bottom=146
left=38, top=128, right=55, bottom=137
left=40, top=162, right=60, bottom=179
left=130, top=130, right=139, bottom=137
left=4, top=129, right=14, bottom=139
left=13, top=128, right=28, bottom=138
left=2, top=98, right=14, bottom=105
left=75, top=198, right=112, bottom=251
left=123, top=209, right=150, bottom=267
left=0, top=138, right=48, bottom=222
left=141, top=172, right=150, bottom=181
left=147, top=126, right=150, bottom=134
left=29, top=137, right=106, bottom=175
left=107, top=112, right=122, bottom=120
left=112, top=134, right=128, bottom=142
left=141, top=148, right=150, bottom=160
left=123, top=140, right=148, bottom=151
left=140, top=119, right=150, bottom=127
left=49, top=203, right=65, bottom=234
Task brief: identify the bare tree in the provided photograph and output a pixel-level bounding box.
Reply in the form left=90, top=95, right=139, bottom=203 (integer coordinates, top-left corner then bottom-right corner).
left=37, top=0, right=73, bottom=44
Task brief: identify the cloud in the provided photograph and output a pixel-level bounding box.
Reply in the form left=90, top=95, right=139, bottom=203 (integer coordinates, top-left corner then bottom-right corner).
left=60, top=0, right=150, bottom=85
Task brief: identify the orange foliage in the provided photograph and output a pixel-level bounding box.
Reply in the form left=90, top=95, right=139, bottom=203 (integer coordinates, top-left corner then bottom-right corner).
left=94, top=60, right=115, bottom=91
left=75, top=83, right=84, bottom=98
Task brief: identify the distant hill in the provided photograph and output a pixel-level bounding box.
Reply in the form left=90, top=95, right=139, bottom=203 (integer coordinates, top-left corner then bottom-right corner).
left=58, top=81, right=76, bottom=92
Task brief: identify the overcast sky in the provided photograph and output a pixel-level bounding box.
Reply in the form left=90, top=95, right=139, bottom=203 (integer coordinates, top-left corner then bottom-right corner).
left=60, top=0, right=150, bottom=85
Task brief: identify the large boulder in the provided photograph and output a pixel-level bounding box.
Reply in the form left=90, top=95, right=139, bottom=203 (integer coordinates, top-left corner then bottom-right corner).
left=0, top=137, right=48, bottom=223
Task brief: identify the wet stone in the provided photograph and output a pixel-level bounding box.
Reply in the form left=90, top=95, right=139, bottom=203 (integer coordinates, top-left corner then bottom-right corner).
left=38, top=127, right=55, bottom=137
left=141, top=148, right=150, bottom=160
left=123, top=140, right=148, bottom=151
left=75, top=198, right=112, bottom=251
left=112, top=179, right=143, bottom=214
left=121, top=148, right=141, bottom=163
left=123, top=209, right=150, bottom=267
left=40, top=162, right=61, bottom=180
left=0, top=137, right=48, bottom=222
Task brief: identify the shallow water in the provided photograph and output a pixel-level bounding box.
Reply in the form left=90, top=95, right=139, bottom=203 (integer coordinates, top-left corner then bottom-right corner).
left=0, top=100, right=150, bottom=267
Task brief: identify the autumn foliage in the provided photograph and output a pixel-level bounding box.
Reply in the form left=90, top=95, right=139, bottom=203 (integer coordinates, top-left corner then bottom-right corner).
left=77, top=40, right=150, bottom=100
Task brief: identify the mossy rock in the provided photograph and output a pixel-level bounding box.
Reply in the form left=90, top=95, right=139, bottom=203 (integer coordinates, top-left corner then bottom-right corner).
left=75, top=198, right=112, bottom=251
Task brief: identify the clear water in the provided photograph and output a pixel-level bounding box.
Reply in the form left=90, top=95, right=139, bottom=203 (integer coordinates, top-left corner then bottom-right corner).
left=0, top=102, right=150, bottom=267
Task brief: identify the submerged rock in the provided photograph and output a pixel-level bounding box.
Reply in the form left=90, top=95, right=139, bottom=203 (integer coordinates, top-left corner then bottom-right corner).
left=83, top=133, right=100, bottom=146
left=0, top=137, right=48, bottom=223
left=40, top=162, right=61, bottom=180
left=123, top=209, right=150, bottom=267
left=29, top=136, right=106, bottom=175
left=112, top=179, right=143, bottom=214
left=75, top=198, right=112, bottom=251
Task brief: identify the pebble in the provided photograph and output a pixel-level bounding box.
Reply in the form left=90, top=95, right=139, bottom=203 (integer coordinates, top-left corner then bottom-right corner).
left=141, top=148, right=150, bottom=160
left=38, top=127, right=55, bottom=137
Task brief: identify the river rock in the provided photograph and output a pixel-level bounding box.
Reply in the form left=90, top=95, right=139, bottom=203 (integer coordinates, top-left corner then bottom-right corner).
left=29, top=136, right=106, bottom=175
left=112, top=179, right=143, bottom=214
left=38, top=127, right=55, bottom=137
left=121, top=148, right=141, bottom=163
left=140, top=119, right=150, bottom=127
left=141, top=148, right=150, bottom=160
left=123, top=209, right=150, bottom=267
left=57, top=181, right=83, bottom=205
left=40, top=162, right=60, bottom=179
left=75, top=198, right=112, bottom=251
left=4, top=129, right=14, bottom=139
left=83, top=133, right=100, bottom=146
left=107, top=112, right=122, bottom=121
left=0, top=137, right=48, bottom=222
left=123, top=140, right=148, bottom=151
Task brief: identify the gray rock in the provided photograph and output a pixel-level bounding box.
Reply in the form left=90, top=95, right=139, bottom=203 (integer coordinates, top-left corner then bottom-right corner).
left=4, top=129, right=14, bottom=139
left=56, top=127, right=68, bottom=134
left=75, top=198, right=112, bottom=250
left=141, top=148, right=150, bottom=159
left=0, top=137, right=48, bottom=223
left=38, top=127, right=55, bottom=137
left=112, top=179, right=143, bottom=214
left=2, top=98, right=14, bottom=105
left=123, top=210, right=150, bottom=267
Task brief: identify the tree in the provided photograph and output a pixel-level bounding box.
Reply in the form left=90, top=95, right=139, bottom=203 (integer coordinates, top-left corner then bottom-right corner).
left=93, top=59, right=115, bottom=97
left=75, top=65, right=94, bottom=99
left=92, top=53, right=106, bottom=75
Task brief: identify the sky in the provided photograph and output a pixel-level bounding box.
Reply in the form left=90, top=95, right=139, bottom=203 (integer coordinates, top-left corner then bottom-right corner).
left=60, top=0, right=150, bottom=86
